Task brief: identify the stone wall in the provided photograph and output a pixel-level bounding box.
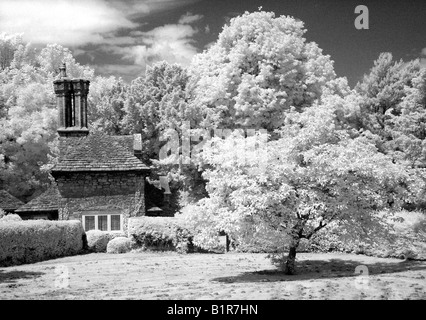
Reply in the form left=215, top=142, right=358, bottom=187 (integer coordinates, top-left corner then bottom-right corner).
left=56, top=171, right=146, bottom=231
left=59, top=192, right=145, bottom=232
left=56, top=171, right=144, bottom=198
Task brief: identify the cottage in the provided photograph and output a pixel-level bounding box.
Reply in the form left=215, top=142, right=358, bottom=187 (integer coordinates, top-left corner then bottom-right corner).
left=16, top=63, right=171, bottom=231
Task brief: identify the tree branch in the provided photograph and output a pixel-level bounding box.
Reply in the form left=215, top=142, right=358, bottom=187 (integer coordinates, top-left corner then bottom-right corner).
left=305, top=221, right=328, bottom=240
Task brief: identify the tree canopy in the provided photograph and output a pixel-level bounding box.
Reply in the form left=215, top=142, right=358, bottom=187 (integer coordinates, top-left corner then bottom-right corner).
left=188, top=11, right=336, bottom=131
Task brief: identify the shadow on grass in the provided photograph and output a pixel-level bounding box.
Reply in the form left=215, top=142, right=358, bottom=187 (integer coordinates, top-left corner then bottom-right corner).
left=0, top=269, right=45, bottom=284
left=211, top=258, right=426, bottom=283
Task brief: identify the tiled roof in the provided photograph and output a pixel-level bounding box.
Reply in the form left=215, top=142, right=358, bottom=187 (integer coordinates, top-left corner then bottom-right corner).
left=52, top=133, right=149, bottom=172
left=0, top=190, right=24, bottom=211
left=15, top=186, right=59, bottom=213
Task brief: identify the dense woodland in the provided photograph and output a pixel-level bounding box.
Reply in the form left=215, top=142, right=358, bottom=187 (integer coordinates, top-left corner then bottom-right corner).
left=1, top=11, right=426, bottom=273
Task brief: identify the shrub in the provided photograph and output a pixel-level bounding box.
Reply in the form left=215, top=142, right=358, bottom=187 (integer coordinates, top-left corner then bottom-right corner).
left=0, top=220, right=84, bottom=267
left=107, top=237, right=133, bottom=254
left=304, top=211, right=426, bottom=260
left=0, top=213, right=22, bottom=222
left=85, top=230, right=111, bottom=253
left=413, top=218, right=426, bottom=234
left=128, top=216, right=193, bottom=253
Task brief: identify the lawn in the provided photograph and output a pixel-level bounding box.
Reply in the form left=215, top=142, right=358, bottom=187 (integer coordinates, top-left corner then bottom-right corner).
left=1, top=251, right=425, bottom=300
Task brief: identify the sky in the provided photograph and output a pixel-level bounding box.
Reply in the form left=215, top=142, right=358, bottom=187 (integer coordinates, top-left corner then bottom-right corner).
left=0, top=0, right=425, bottom=88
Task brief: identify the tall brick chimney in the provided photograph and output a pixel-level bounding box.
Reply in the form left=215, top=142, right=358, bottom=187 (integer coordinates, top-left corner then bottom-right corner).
left=54, top=63, right=90, bottom=137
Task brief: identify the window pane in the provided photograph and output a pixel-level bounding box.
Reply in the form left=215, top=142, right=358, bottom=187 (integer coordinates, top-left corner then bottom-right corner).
left=85, top=216, right=95, bottom=231
left=98, top=215, right=108, bottom=231
left=111, top=215, right=121, bottom=231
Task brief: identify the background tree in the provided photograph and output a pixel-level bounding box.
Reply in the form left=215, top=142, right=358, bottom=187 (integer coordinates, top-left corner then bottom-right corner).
left=0, top=36, right=95, bottom=200
left=88, top=76, right=128, bottom=135
left=188, top=11, right=337, bottom=132
left=355, top=53, right=426, bottom=164
left=122, top=61, right=191, bottom=162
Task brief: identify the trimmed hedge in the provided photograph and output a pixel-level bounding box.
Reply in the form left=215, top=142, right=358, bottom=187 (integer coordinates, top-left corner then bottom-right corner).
left=128, top=216, right=193, bottom=253
left=85, top=230, right=127, bottom=252
left=86, top=230, right=110, bottom=253
left=0, top=220, right=85, bottom=267
left=107, top=237, right=133, bottom=254
left=0, top=213, right=22, bottom=222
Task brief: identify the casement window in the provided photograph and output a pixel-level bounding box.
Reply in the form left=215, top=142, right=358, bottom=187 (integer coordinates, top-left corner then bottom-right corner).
left=82, top=213, right=123, bottom=232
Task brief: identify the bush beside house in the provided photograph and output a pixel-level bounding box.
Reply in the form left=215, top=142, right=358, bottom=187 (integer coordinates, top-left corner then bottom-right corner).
left=85, top=230, right=128, bottom=252
left=128, top=216, right=194, bottom=253
left=107, top=237, right=133, bottom=254
left=85, top=230, right=110, bottom=253
left=0, top=213, right=22, bottom=222
left=0, top=220, right=85, bottom=267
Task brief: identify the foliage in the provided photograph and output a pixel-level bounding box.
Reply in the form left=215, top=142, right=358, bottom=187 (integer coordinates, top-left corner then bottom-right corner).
left=0, top=220, right=84, bottom=267
left=85, top=230, right=111, bottom=253
left=122, top=61, right=192, bottom=163
left=0, top=35, right=96, bottom=200
left=0, top=213, right=22, bottom=222
left=128, top=216, right=193, bottom=253
left=306, top=210, right=426, bottom=260
left=88, top=76, right=128, bottom=135
left=188, top=11, right=337, bottom=131
left=355, top=52, right=426, bottom=168
left=185, top=99, right=425, bottom=273
left=106, top=237, right=134, bottom=254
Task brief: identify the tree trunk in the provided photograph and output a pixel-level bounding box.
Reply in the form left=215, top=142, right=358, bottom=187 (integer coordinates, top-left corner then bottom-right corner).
left=284, top=238, right=300, bottom=275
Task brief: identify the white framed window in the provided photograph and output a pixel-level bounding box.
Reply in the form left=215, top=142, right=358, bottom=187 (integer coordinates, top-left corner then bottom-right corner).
left=82, top=213, right=123, bottom=232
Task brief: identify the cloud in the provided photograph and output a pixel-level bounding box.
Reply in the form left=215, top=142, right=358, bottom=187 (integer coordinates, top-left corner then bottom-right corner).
left=0, top=0, right=137, bottom=46
left=94, top=63, right=144, bottom=81
left=106, top=14, right=201, bottom=71
left=0, top=1, right=203, bottom=80
left=178, top=12, right=204, bottom=24
left=0, top=0, right=197, bottom=46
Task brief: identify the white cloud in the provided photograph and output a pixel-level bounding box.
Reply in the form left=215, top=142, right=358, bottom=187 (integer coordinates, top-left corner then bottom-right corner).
left=0, top=1, right=203, bottom=80
left=0, top=0, right=198, bottom=46
left=178, top=12, right=204, bottom=24
left=107, top=16, right=201, bottom=71
left=0, top=0, right=137, bottom=46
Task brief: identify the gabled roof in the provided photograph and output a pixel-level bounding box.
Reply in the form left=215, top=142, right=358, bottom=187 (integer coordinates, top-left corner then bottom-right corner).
left=0, top=190, right=24, bottom=211
left=15, top=186, right=59, bottom=213
left=52, top=133, right=149, bottom=172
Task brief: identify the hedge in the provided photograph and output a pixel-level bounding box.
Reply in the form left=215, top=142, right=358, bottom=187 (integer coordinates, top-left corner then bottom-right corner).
left=128, top=216, right=194, bottom=253
left=107, top=237, right=133, bottom=254
left=0, top=220, right=85, bottom=267
left=0, top=213, right=22, bottom=222
left=85, top=230, right=127, bottom=253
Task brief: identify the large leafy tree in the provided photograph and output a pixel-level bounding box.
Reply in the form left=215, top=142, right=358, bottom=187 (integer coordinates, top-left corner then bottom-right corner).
left=188, top=11, right=337, bottom=131
left=185, top=100, right=424, bottom=275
